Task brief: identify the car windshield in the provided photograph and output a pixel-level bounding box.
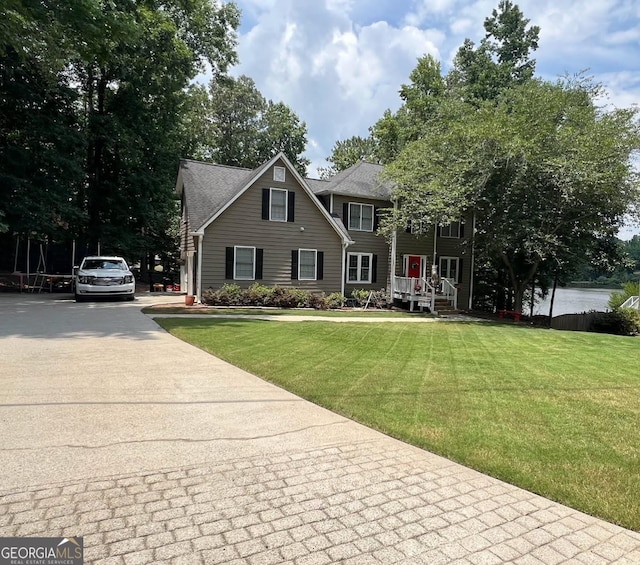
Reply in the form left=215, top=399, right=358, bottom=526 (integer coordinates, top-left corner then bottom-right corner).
left=82, top=260, right=126, bottom=270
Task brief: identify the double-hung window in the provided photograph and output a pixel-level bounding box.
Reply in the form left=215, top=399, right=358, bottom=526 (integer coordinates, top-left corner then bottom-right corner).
left=226, top=246, right=263, bottom=280
left=440, top=221, right=462, bottom=238
left=291, top=249, right=323, bottom=280
left=270, top=188, right=287, bottom=222
left=299, top=249, right=317, bottom=280
left=347, top=253, right=372, bottom=284
left=262, top=188, right=295, bottom=222
left=234, top=246, right=255, bottom=280
left=348, top=203, right=374, bottom=231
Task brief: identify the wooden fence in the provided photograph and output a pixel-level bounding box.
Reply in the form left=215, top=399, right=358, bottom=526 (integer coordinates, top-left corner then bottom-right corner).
left=550, top=312, right=608, bottom=332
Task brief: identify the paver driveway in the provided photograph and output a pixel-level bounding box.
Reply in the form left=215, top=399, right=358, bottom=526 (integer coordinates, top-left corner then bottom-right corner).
left=1, top=293, right=639, bottom=564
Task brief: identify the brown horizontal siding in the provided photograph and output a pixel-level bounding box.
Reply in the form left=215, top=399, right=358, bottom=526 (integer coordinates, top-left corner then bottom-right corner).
left=395, top=227, right=472, bottom=310
left=201, top=160, right=343, bottom=294
left=332, top=195, right=391, bottom=294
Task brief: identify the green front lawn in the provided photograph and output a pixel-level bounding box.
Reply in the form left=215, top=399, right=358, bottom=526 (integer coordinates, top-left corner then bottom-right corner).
left=156, top=318, right=640, bottom=531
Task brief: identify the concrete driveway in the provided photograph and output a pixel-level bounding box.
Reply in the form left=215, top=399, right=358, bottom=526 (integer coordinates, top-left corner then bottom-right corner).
left=1, top=292, right=639, bottom=564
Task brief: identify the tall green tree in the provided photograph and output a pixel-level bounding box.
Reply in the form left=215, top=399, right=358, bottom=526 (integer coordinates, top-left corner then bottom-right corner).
left=0, top=0, right=240, bottom=268
left=0, top=48, right=85, bottom=240
left=191, top=74, right=310, bottom=175
left=448, top=0, right=539, bottom=101
left=318, top=135, right=378, bottom=179
left=369, top=1, right=540, bottom=165
left=385, top=78, right=640, bottom=312
left=73, top=0, right=240, bottom=259
left=259, top=101, right=310, bottom=175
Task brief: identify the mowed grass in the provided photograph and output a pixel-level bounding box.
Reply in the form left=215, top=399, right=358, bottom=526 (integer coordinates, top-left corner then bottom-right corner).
left=157, top=318, right=640, bottom=531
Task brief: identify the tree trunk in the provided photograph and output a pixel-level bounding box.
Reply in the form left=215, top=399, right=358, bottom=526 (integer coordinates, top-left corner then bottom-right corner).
left=548, top=274, right=558, bottom=327
left=501, top=252, right=539, bottom=314
left=530, top=279, right=536, bottom=318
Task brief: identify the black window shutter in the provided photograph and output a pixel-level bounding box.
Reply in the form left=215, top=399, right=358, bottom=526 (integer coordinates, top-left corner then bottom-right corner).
left=343, top=203, right=349, bottom=225
left=225, top=247, right=234, bottom=279
left=406, top=221, right=412, bottom=233
left=262, top=189, right=269, bottom=220
left=373, top=207, right=379, bottom=231
left=437, top=225, right=442, bottom=237
left=291, top=250, right=298, bottom=280
left=256, top=249, right=264, bottom=280
left=317, top=252, right=324, bottom=280
left=458, top=259, right=463, bottom=282
left=287, top=191, right=295, bottom=222
left=459, top=222, right=465, bottom=238
left=372, top=254, right=377, bottom=283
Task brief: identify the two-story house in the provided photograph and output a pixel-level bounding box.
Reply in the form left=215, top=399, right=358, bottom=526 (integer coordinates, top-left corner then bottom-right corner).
left=175, top=152, right=473, bottom=312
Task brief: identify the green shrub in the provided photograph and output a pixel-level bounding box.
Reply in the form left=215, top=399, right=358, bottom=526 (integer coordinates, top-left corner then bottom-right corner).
left=202, top=283, right=242, bottom=306
left=369, top=289, right=389, bottom=309
left=608, top=281, right=639, bottom=310
left=308, top=293, right=329, bottom=310
left=326, top=292, right=345, bottom=309
left=350, top=289, right=370, bottom=307
left=591, top=308, right=640, bottom=336
left=242, top=283, right=273, bottom=306
left=202, top=284, right=346, bottom=310
left=269, top=286, right=307, bottom=308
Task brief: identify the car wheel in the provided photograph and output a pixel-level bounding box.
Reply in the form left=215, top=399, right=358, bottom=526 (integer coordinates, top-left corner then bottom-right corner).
left=125, top=295, right=135, bottom=301
left=75, top=293, right=85, bottom=302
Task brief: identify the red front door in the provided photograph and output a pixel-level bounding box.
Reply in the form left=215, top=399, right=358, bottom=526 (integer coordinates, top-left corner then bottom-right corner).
left=407, top=255, right=421, bottom=278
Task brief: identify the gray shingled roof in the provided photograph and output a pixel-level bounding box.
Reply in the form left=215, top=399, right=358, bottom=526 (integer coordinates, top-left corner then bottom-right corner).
left=177, top=158, right=354, bottom=244
left=306, top=178, right=330, bottom=194
left=178, top=159, right=254, bottom=232
left=315, top=161, right=392, bottom=200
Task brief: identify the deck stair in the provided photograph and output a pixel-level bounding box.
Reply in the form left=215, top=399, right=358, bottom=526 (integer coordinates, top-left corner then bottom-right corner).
left=392, top=276, right=458, bottom=314
left=434, top=297, right=459, bottom=315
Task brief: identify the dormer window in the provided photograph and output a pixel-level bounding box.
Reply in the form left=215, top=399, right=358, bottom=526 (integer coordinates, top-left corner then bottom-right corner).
left=274, top=166, right=286, bottom=182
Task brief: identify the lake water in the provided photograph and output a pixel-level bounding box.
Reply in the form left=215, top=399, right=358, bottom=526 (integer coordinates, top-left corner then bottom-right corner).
left=531, top=287, right=613, bottom=317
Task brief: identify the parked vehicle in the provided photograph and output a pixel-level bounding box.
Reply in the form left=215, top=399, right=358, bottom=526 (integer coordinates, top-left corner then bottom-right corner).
left=74, top=256, right=135, bottom=302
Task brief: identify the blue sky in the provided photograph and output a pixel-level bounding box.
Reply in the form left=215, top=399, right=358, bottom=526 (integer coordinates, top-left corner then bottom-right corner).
left=217, top=0, right=640, bottom=236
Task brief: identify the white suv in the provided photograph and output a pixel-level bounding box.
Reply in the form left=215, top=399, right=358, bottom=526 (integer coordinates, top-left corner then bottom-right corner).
left=75, top=256, right=135, bottom=302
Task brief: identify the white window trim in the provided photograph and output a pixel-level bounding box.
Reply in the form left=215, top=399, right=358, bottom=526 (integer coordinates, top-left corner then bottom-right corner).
left=347, top=252, right=373, bottom=284
left=273, top=166, right=286, bottom=182
left=298, top=248, right=317, bottom=281
left=440, top=221, right=461, bottom=238
left=439, top=256, right=459, bottom=283
left=234, top=246, right=255, bottom=280
left=348, top=202, right=374, bottom=232
left=269, top=188, right=288, bottom=222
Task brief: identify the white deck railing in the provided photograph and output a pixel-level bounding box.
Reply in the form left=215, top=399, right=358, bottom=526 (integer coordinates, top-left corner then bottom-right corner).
left=620, top=295, right=640, bottom=310
left=393, top=276, right=434, bottom=312
left=392, top=276, right=458, bottom=313
left=441, top=277, right=458, bottom=310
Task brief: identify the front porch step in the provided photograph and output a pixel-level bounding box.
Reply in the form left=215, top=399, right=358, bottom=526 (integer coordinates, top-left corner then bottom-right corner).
left=434, top=298, right=458, bottom=315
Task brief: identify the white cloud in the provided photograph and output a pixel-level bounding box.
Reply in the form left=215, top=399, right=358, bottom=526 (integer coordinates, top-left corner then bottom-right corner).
left=404, top=0, right=458, bottom=26
left=229, top=3, right=445, bottom=173
left=325, top=0, right=354, bottom=15
left=214, top=0, right=640, bottom=178
left=594, top=71, right=640, bottom=110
